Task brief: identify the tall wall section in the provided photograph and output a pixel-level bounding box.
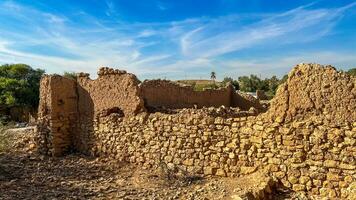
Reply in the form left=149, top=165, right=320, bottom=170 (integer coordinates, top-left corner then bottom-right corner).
left=74, top=67, right=145, bottom=153
left=35, top=75, right=78, bottom=156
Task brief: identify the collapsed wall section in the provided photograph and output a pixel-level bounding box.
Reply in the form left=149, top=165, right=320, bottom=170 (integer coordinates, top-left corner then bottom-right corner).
left=266, top=63, right=356, bottom=125
left=141, top=80, right=234, bottom=109
left=231, top=91, right=265, bottom=111
left=35, top=75, right=78, bottom=156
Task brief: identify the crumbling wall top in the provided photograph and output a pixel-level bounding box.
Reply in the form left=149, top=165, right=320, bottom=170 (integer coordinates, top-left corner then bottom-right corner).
left=77, top=67, right=145, bottom=116
left=265, top=63, right=356, bottom=125
left=97, top=67, right=127, bottom=77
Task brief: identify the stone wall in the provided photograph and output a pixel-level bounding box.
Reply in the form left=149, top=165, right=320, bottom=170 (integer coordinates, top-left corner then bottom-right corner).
left=89, top=110, right=355, bottom=198
left=141, top=80, right=234, bottom=109
left=36, top=63, right=356, bottom=198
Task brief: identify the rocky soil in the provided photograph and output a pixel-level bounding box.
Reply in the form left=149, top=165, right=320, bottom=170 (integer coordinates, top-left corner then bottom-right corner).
left=0, top=126, right=309, bottom=200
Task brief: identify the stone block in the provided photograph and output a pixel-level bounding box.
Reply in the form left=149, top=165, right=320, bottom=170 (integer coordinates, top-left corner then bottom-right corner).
left=203, top=166, right=216, bottom=175
left=216, top=169, right=227, bottom=177
left=292, top=184, right=305, bottom=191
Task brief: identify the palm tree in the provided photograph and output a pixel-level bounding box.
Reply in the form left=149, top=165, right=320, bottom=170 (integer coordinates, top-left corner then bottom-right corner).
left=210, top=71, right=216, bottom=84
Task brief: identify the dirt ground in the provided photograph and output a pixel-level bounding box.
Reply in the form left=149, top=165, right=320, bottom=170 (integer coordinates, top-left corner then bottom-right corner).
left=0, top=127, right=304, bottom=200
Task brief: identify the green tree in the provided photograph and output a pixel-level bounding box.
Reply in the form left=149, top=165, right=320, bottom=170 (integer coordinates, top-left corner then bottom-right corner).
left=347, top=68, right=356, bottom=76
left=238, top=74, right=283, bottom=97
left=238, top=76, right=252, bottom=92
left=266, top=76, right=280, bottom=95
left=63, top=71, right=77, bottom=80
left=222, top=77, right=233, bottom=84
left=238, top=75, right=266, bottom=92
left=0, top=64, right=45, bottom=109
left=222, top=77, right=239, bottom=90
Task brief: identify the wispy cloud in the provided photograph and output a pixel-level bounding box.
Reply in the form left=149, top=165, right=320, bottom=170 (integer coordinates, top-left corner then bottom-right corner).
left=180, top=2, right=356, bottom=58
left=0, top=0, right=355, bottom=80
left=157, top=1, right=168, bottom=11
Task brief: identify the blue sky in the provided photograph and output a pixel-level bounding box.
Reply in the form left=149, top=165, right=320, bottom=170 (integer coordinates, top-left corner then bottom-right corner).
left=0, top=0, right=355, bottom=80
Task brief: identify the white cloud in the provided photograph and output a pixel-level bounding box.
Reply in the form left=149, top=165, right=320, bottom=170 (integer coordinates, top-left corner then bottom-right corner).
left=138, top=29, right=157, bottom=38
left=0, top=0, right=355, bottom=80
left=180, top=3, right=356, bottom=58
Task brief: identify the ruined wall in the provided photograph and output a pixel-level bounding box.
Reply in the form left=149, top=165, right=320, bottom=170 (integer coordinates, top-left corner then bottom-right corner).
left=231, top=91, right=265, bottom=111
left=74, top=67, right=145, bottom=152
left=141, top=80, right=234, bottom=109
left=256, top=90, right=268, bottom=100
left=75, top=64, right=355, bottom=198
left=36, top=63, right=356, bottom=198
left=77, top=67, right=145, bottom=116
left=141, top=79, right=263, bottom=111
left=89, top=110, right=355, bottom=199
left=35, top=75, right=78, bottom=156
left=267, top=63, right=356, bottom=125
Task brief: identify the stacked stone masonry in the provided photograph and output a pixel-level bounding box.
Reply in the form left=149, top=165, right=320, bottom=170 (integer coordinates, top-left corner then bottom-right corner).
left=36, top=64, right=356, bottom=199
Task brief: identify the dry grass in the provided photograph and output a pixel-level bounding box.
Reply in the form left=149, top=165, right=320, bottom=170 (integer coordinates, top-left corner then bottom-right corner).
left=0, top=125, right=12, bottom=153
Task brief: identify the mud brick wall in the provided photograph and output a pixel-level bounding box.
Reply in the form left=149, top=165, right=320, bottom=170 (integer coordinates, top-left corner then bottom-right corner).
left=77, top=68, right=145, bottom=117
left=36, top=63, right=356, bottom=198
left=141, top=79, right=264, bottom=111
left=141, top=80, right=234, bottom=109
left=35, top=75, right=78, bottom=156
left=74, top=68, right=145, bottom=152
left=267, top=63, right=356, bottom=125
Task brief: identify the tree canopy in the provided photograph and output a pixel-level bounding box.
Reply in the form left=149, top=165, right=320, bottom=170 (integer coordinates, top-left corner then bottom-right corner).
left=234, top=74, right=287, bottom=99
left=222, top=77, right=240, bottom=90
left=0, top=64, right=45, bottom=109
left=63, top=71, right=77, bottom=80
left=347, top=68, right=356, bottom=76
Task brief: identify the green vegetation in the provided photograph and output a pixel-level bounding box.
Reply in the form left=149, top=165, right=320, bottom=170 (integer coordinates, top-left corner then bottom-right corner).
left=0, top=124, right=13, bottom=152
left=0, top=64, right=45, bottom=122
left=63, top=71, right=77, bottom=80
left=221, top=77, right=240, bottom=90
left=236, top=75, right=286, bottom=98
left=346, top=68, right=356, bottom=76
left=179, top=73, right=286, bottom=97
